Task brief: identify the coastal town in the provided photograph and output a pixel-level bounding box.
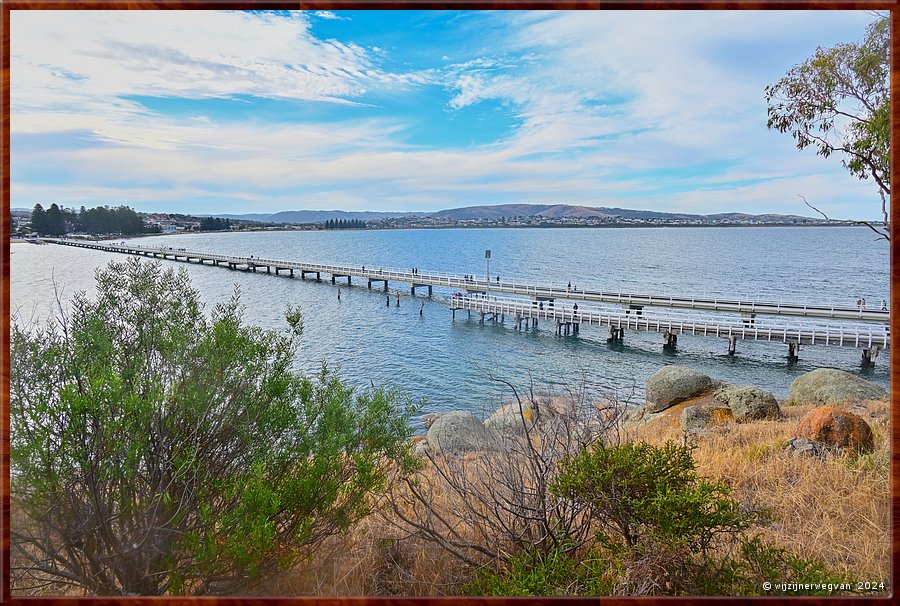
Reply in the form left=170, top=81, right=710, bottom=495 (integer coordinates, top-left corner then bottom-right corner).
left=12, top=203, right=855, bottom=238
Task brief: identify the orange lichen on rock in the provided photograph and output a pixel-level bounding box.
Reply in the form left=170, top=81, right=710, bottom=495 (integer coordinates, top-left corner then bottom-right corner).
left=794, top=406, right=874, bottom=453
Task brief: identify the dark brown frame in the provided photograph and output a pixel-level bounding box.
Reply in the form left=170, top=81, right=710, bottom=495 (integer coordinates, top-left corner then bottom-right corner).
left=1, top=1, right=897, bottom=604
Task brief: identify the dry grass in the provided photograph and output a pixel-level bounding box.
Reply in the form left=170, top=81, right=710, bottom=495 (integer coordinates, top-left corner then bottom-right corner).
left=262, top=396, right=890, bottom=595
left=253, top=502, right=471, bottom=596
left=629, top=396, right=891, bottom=583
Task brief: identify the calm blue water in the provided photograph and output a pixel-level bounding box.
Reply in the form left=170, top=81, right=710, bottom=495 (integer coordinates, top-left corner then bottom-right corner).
left=10, top=227, right=890, bottom=417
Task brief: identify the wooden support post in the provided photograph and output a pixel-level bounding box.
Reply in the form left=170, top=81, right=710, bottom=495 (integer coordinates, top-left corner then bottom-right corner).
left=663, top=331, right=677, bottom=351
left=727, top=336, right=737, bottom=356
left=332, top=275, right=336, bottom=284
left=861, top=345, right=880, bottom=366
left=316, top=272, right=321, bottom=281
left=428, top=285, right=433, bottom=297
left=290, top=268, right=294, bottom=277
left=347, top=276, right=351, bottom=285
left=368, top=279, right=373, bottom=289
left=411, top=285, right=416, bottom=295
left=266, top=266, right=271, bottom=274
left=787, top=342, right=800, bottom=361
left=383, top=281, right=389, bottom=291
left=452, top=308, right=456, bottom=319
left=480, top=312, right=485, bottom=324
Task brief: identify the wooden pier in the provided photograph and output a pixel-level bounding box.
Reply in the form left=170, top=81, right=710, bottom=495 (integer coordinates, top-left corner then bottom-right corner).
left=49, top=239, right=889, bottom=365
left=450, top=295, right=888, bottom=362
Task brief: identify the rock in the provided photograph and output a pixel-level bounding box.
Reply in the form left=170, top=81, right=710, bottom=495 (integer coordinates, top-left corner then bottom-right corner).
left=680, top=405, right=734, bottom=433
left=484, top=410, right=534, bottom=434
left=645, top=366, right=715, bottom=413
left=426, top=411, right=493, bottom=452
left=794, top=406, right=874, bottom=454
left=680, top=406, right=710, bottom=433
left=788, top=369, right=887, bottom=407
left=413, top=440, right=429, bottom=457
left=484, top=402, right=535, bottom=434
left=783, top=437, right=827, bottom=458
left=714, top=385, right=780, bottom=422
left=421, top=413, right=443, bottom=429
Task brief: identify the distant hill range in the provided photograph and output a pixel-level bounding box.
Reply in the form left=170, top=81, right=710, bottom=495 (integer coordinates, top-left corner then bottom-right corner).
left=209, top=204, right=816, bottom=224
left=428, top=204, right=814, bottom=223
left=14, top=204, right=820, bottom=225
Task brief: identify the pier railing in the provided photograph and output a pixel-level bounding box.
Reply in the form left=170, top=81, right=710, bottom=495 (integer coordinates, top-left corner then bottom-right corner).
left=450, top=295, right=889, bottom=349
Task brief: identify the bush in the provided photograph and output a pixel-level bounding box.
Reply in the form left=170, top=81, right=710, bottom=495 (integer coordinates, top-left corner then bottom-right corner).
left=462, top=441, right=839, bottom=596
left=464, top=545, right=620, bottom=596
left=11, top=258, right=418, bottom=595
left=385, top=379, right=630, bottom=572
left=551, top=441, right=760, bottom=555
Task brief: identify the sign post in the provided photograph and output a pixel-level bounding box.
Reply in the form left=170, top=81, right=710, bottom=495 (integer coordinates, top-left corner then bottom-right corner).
left=485, top=249, right=491, bottom=298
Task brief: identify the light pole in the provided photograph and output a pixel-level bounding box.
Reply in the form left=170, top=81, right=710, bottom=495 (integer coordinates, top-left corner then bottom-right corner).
left=485, top=249, right=491, bottom=299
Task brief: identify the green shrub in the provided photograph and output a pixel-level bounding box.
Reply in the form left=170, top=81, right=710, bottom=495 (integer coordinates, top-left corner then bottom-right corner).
left=463, top=545, right=621, bottom=596
left=11, top=258, right=419, bottom=595
left=551, top=441, right=760, bottom=554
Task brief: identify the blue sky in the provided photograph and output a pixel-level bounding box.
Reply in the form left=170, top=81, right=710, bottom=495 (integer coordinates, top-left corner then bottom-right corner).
left=11, top=10, right=884, bottom=218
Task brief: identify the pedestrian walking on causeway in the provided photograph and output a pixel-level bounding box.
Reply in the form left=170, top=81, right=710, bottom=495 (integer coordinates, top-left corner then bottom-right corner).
left=882, top=299, right=887, bottom=310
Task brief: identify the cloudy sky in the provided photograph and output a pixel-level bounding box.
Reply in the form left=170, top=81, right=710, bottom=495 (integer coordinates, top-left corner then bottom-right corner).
left=11, top=10, right=883, bottom=218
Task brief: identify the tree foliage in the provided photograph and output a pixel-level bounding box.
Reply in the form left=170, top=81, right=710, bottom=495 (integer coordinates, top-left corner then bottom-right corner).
left=30, top=203, right=71, bottom=236
left=11, top=258, right=418, bottom=595
left=550, top=441, right=759, bottom=554
left=199, top=217, right=231, bottom=231
left=324, top=219, right=366, bottom=229
left=28, top=204, right=150, bottom=236
left=77, top=205, right=147, bottom=235
left=765, top=15, right=890, bottom=237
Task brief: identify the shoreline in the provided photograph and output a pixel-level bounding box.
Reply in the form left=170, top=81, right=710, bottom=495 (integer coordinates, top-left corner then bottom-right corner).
left=13, top=222, right=881, bottom=241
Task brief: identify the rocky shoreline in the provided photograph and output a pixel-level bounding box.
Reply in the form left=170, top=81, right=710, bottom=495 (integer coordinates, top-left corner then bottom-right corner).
left=414, top=365, right=888, bottom=457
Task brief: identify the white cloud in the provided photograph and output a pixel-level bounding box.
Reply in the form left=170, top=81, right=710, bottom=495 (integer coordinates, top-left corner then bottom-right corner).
left=10, top=10, right=885, bottom=219
left=313, top=11, right=347, bottom=21
left=11, top=10, right=384, bottom=113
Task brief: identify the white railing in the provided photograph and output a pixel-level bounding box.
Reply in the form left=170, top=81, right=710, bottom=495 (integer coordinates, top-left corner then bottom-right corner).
left=449, top=295, right=889, bottom=349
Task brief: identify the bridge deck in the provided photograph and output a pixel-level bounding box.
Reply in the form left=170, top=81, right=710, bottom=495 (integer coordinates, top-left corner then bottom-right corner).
left=50, top=240, right=889, bottom=329
left=450, top=296, right=889, bottom=349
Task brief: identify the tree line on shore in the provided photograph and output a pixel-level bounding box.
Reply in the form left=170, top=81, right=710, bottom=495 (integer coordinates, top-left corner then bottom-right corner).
left=28, top=203, right=160, bottom=236
left=323, top=218, right=366, bottom=229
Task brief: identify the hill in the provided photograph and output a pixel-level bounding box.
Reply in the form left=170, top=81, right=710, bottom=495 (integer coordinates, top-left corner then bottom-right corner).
left=430, top=203, right=817, bottom=222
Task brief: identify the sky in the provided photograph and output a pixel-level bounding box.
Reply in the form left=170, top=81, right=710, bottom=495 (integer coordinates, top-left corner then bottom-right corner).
left=10, top=10, right=885, bottom=218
